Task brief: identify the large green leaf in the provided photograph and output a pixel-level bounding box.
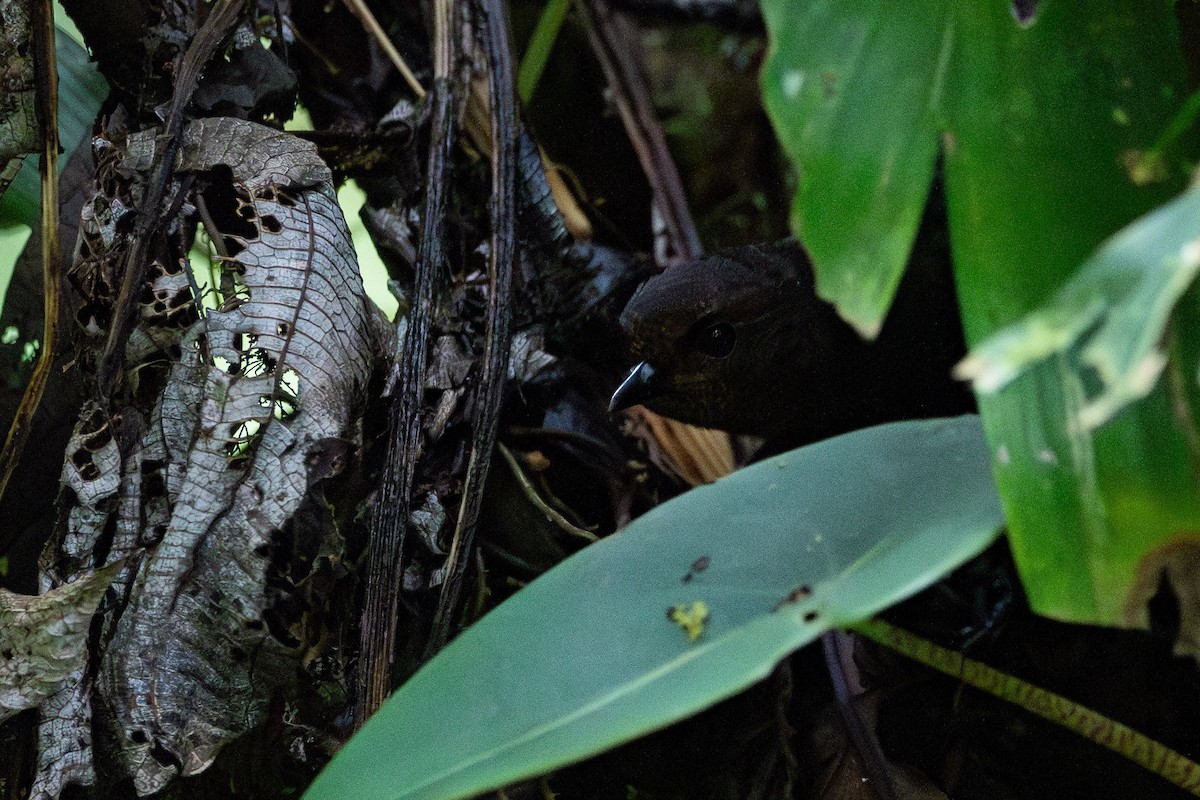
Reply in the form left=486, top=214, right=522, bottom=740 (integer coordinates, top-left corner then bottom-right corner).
left=760, top=0, right=1200, bottom=625
left=760, top=0, right=948, bottom=336
left=304, top=416, right=1003, bottom=800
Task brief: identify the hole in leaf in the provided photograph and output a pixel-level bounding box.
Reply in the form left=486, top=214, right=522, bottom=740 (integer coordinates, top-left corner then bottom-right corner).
left=147, top=524, right=168, bottom=544
left=149, top=741, right=182, bottom=770
left=260, top=214, right=283, bottom=234
left=272, top=368, right=301, bottom=420
left=225, top=419, right=263, bottom=463
left=141, top=470, right=166, bottom=500
left=1010, top=0, right=1037, bottom=25
left=241, top=348, right=278, bottom=379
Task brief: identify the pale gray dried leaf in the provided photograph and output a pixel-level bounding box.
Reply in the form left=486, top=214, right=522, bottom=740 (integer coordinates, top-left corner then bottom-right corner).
left=99, top=117, right=384, bottom=795
left=60, top=406, right=123, bottom=559
left=427, top=335, right=472, bottom=390
left=125, top=116, right=330, bottom=192
left=0, top=0, right=37, bottom=195
left=0, top=564, right=119, bottom=723
left=34, top=668, right=95, bottom=800
left=507, top=329, right=555, bottom=382
left=35, top=411, right=150, bottom=800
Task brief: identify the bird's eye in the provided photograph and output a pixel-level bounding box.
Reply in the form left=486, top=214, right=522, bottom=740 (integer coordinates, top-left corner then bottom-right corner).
left=696, top=321, right=736, bottom=358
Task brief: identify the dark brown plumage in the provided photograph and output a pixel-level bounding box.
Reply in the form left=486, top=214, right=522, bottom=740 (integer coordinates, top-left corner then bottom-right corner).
left=610, top=239, right=973, bottom=443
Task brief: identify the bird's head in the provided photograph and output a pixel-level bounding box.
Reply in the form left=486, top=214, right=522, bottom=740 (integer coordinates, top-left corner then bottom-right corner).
left=610, top=240, right=849, bottom=437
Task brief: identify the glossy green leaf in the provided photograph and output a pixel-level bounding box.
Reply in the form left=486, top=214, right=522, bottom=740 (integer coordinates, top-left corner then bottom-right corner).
left=760, top=0, right=948, bottom=336
left=945, top=3, right=1200, bottom=625
left=305, top=416, right=1004, bottom=800
left=760, top=0, right=1200, bottom=626
left=959, top=186, right=1200, bottom=430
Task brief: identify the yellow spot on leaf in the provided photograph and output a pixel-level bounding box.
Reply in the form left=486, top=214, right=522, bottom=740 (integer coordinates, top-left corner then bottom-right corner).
left=667, top=601, right=710, bottom=642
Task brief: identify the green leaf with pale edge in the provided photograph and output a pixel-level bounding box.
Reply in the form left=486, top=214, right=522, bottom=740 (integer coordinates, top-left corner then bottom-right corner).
left=760, top=0, right=949, bottom=336
left=305, top=417, right=1003, bottom=800
left=958, top=186, right=1200, bottom=431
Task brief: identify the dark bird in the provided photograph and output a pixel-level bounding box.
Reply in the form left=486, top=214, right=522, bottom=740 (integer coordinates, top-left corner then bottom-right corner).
left=610, top=239, right=974, bottom=443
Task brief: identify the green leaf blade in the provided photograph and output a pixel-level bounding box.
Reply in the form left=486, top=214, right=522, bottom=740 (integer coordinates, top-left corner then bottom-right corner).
left=940, top=2, right=1200, bottom=624
left=305, top=417, right=1004, bottom=800
left=759, top=0, right=948, bottom=336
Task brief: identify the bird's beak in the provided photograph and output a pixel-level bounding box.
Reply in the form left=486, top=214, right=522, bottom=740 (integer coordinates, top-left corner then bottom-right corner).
left=609, top=361, right=658, bottom=412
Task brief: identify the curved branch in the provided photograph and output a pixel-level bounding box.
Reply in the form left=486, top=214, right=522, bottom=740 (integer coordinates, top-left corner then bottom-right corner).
left=355, top=0, right=459, bottom=729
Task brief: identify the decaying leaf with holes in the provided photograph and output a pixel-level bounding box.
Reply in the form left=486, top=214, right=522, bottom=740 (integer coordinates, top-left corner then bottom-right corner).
left=41, top=118, right=387, bottom=798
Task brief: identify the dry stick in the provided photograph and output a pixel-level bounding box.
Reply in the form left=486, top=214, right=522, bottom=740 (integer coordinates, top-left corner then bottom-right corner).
left=575, top=0, right=701, bottom=265
left=497, top=443, right=599, bottom=543
left=425, top=0, right=519, bottom=656
left=340, top=0, right=426, bottom=98
left=344, top=0, right=592, bottom=243
left=354, top=0, right=458, bottom=729
left=820, top=631, right=901, bottom=800
left=96, top=0, right=244, bottom=393
left=0, top=0, right=59, bottom=506
left=576, top=0, right=737, bottom=495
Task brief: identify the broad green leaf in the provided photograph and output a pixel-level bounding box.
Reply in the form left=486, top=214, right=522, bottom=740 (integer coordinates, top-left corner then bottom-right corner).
left=760, top=0, right=1200, bottom=626
left=305, top=416, right=1004, bottom=800
left=958, top=186, right=1200, bottom=431
left=760, top=0, right=948, bottom=336
left=944, top=3, right=1200, bottom=625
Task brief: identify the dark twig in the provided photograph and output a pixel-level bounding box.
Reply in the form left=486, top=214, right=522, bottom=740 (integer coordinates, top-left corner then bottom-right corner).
left=821, top=631, right=902, bottom=800
left=0, top=0, right=59, bottom=509
left=576, top=0, right=702, bottom=265
left=426, top=0, right=519, bottom=655
left=355, top=0, right=459, bottom=728
left=97, top=0, right=244, bottom=393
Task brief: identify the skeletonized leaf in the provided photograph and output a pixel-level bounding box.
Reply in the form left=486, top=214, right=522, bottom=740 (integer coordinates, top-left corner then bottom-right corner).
left=100, top=118, right=383, bottom=794
left=38, top=117, right=385, bottom=799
